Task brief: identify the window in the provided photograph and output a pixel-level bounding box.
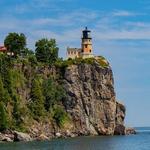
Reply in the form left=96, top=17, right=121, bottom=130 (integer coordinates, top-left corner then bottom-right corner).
left=90, top=50, right=91, bottom=52
left=85, top=44, right=87, bottom=48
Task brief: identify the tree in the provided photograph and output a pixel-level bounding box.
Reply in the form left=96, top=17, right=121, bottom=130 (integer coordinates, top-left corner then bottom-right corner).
left=43, top=79, right=66, bottom=111
left=0, top=102, right=8, bottom=131
left=35, top=38, right=59, bottom=64
left=0, top=76, right=10, bottom=104
left=22, top=48, right=34, bottom=57
left=4, top=33, right=26, bottom=56
left=29, top=78, right=45, bottom=119
left=12, top=95, right=23, bottom=128
left=53, top=105, right=69, bottom=127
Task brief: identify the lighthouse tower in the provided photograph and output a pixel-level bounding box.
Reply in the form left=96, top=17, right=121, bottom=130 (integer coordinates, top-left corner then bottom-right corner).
left=81, top=27, right=94, bottom=58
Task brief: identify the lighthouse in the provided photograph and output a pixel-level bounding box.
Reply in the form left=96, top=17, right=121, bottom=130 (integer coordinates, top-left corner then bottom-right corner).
left=81, top=27, right=94, bottom=58
left=67, top=27, right=94, bottom=59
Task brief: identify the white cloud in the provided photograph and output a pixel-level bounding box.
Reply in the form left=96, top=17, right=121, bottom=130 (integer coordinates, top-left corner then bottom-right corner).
left=1, top=9, right=150, bottom=54
left=112, top=10, right=139, bottom=17
left=31, top=10, right=98, bottom=27
left=94, top=29, right=150, bottom=40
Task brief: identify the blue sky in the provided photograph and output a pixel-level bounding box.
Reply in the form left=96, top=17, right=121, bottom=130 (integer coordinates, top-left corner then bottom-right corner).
left=1, top=0, right=150, bottom=127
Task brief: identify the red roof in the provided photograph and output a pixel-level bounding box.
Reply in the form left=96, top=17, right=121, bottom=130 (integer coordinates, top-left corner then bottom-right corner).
left=0, top=46, right=7, bottom=52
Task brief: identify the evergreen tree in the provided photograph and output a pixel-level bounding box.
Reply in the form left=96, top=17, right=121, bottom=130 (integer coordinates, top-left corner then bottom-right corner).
left=12, top=95, right=22, bottom=128
left=0, top=77, right=6, bottom=101
left=0, top=102, right=8, bottom=131
left=30, top=78, right=45, bottom=119
left=53, top=105, right=69, bottom=127
left=0, top=76, right=10, bottom=104
left=43, top=79, right=66, bottom=111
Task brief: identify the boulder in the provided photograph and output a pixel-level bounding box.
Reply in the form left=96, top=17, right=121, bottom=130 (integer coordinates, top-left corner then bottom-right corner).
left=126, top=127, right=136, bottom=135
left=114, top=124, right=126, bottom=135
left=14, top=131, right=32, bottom=142
left=0, top=132, right=14, bottom=142
left=2, top=136, right=13, bottom=142
left=37, top=134, right=49, bottom=141
left=55, top=132, right=62, bottom=138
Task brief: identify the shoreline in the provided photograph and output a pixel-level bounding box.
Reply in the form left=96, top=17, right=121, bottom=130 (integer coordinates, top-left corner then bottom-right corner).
left=0, top=127, right=136, bottom=143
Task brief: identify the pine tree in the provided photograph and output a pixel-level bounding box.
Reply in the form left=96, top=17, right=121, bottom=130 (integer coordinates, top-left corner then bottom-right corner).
left=0, top=102, right=8, bottom=131
left=0, top=76, right=9, bottom=104
left=43, top=79, right=66, bottom=111
left=30, top=79, right=45, bottom=119
left=12, top=95, right=22, bottom=128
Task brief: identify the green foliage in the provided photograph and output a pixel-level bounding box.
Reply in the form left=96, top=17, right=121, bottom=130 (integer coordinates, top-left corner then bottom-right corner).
left=29, top=78, right=45, bottom=120
left=55, top=57, right=109, bottom=69
left=96, top=56, right=109, bottom=68
left=10, top=69, right=26, bottom=89
left=55, top=57, right=95, bottom=69
left=12, top=95, right=24, bottom=129
left=35, top=38, right=59, bottom=64
left=81, top=58, right=95, bottom=64
left=0, top=102, right=8, bottom=131
left=23, top=48, right=34, bottom=56
left=53, top=105, right=69, bottom=128
left=0, top=76, right=10, bottom=104
left=4, top=33, right=26, bottom=56
left=43, top=78, right=66, bottom=111
left=28, top=54, right=37, bottom=66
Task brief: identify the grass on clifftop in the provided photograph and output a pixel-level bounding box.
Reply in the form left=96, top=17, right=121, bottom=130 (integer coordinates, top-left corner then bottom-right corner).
left=55, top=56, right=109, bottom=69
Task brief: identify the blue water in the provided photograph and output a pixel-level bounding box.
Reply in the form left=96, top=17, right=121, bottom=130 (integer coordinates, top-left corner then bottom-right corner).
left=0, top=128, right=150, bottom=150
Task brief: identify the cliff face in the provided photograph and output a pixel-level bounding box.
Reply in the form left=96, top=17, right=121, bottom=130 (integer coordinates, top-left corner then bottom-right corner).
left=0, top=58, right=128, bottom=141
left=62, top=62, right=126, bottom=135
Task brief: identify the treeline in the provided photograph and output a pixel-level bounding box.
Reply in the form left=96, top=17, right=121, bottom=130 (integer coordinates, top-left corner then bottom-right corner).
left=4, top=32, right=59, bottom=65
left=0, top=32, right=70, bottom=132
left=0, top=53, right=69, bottom=132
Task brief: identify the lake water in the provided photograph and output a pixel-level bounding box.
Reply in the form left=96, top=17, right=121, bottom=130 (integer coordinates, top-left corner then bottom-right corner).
left=0, top=127, right=150, bottom=150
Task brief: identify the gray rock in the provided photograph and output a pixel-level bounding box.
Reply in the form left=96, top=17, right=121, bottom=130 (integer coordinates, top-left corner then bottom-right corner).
left=2, top=136, right=13, bottom=142
left=55, top=132, right=62, bottom=138
left=126, top=127, right=136, bottom=135
left=62, top=63, right=126, bottom=135
left=0, top=134, right=13, bottom=142
left=14, top=131, right=32, bottom=142
left=114, top=124, right=126, bottom=135
left=36, top=134, right=49, bottom=141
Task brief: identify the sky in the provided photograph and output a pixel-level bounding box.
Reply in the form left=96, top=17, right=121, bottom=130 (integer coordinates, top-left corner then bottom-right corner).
left=1, top=0, right=150, bottom=127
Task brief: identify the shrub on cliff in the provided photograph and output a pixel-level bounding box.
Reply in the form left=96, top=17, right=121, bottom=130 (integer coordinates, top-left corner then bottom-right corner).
left=12, top=95, right=26, bottom=130
left=29, top=78, right=46, bottom=120
left=43, top=78, right=66, bottom=111
left=27, top=54, right=38, bottom=67
left=95, top=56, right=109, bottom=68
left=52, top=105, right=69, bottom=128
left=0, top=102, right=8, bottom=131
left=0, top=76, right=10, bottom=104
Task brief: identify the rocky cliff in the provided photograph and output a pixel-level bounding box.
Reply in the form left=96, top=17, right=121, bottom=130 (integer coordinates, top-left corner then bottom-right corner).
left=0, top=57, right=134, bottom=142
left=62, top=62, right=126, bottom=136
